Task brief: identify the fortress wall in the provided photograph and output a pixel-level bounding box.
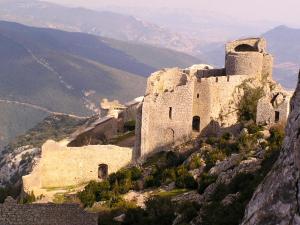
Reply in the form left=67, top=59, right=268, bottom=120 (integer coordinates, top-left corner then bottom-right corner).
left=257, top=96, right=291, bottom=125
left=225, top=52, right=264, bottom=79
left=140, top=82, right=194, bottom=157
left=262, top=54, right=274, bottom=79
left=0, top=197, right=98, bottom=225
left=23, top=141, right=132, bottom=193
left=193, top=75, right=249, bottom=133
left=196, top=68, right=226, bottom=78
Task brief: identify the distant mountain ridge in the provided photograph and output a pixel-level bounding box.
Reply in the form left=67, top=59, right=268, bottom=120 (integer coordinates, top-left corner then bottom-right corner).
left=0, top=0, right=197, bottom=53
left=0, top=20, right=200, bottom=147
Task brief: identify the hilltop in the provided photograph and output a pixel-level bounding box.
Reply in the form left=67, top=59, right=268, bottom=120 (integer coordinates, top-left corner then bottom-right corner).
left=0, top=21, right=199, bottom=147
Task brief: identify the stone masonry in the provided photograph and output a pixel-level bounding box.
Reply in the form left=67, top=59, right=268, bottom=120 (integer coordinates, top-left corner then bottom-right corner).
left=135, top=38, right=291, bottom=159
left=0, top=197, right=98, bottom=225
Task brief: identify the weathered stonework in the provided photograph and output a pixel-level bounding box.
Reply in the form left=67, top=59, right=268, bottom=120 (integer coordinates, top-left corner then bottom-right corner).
left=257, top=91, right=292, bottom=126
left=135, top=38, right=290, bottom=159
left=0, top=197, right=98, bottom=225
left=23, top=140, right=132, bottom=196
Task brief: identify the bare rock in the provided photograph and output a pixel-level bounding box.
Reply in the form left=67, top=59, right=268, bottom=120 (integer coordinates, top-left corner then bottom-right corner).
left=114, top=214, right=126, bottom=222
left=209, top=154, right=242, bottom=176
left=172, top=191, right=203, bottom=204
left=241, top=73, right=300, bottom=225
left=221, top=192, right=241, bottom=206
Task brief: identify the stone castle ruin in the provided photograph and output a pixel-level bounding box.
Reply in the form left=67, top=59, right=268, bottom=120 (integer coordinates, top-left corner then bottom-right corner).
left=20, top=37, right=292, bottom=200
left=134, top=38, right=292, bottom=159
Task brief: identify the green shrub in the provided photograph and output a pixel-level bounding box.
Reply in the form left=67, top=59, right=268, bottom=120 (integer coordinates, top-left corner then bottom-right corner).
left=162, top=168, right=177, bottom=184
left=166, top=151, right=184, bottom=167
left=144, top=175, right=161, bottom=188
left=20, top=191, right=36, bottom=204
left=175, top=166, right=197, bottom=189
left=221, top=132, right=232, bottom=141
left=202, top=149, right=226, bottom=171
left=187, top=155, right=203, bottom=170
left=246, top=123, right=263, bottom=135
left=206, top=137, right=219, bottom=146
left=268, top=125, right=285, bottom=150
left=198, top=173, right=218, bottom=194
left=124, top=120, right=136, bottom=132
left=124, top=197, right=176, bottom=225
left=237, top=83, right=265, bottom=122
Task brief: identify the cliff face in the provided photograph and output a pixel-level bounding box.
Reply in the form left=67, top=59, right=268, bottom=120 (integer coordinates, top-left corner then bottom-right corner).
left=241, top=75, right=300, bottom=225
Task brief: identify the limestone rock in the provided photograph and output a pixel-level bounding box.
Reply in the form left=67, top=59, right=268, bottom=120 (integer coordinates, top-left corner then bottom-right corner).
left=241, top=74, right=300, bottom=225
left=172, top=191, right=203, bottom=204
left=209, top=154, right=242, bottom=176
left=221, top=192, right=241, bottom=206
left=114, top=214, right=126, bottom=222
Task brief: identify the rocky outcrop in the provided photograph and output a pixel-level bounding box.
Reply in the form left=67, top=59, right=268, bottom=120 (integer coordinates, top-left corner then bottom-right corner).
left=241, top=74, right=300, bottom=225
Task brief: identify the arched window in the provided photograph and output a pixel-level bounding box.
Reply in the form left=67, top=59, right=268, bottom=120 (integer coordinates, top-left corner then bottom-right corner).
left=234, top=44, right=257, bottom=52
left=192, top=116, right=200, bottom=132
left=98, top=164, right=108, bottom=179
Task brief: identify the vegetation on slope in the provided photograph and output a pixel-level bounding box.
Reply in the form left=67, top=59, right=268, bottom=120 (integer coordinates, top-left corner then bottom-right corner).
left=75, top=121, right=284, bottom=225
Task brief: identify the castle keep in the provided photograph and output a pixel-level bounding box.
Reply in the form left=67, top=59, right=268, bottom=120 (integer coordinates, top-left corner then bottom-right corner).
left=135, top=38, right=291, bottom=159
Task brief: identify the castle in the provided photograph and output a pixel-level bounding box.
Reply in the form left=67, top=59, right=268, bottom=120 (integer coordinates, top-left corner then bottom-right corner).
left=21, top=37, right=292, bottom=199
left=134, top=38, right=291, bottom=159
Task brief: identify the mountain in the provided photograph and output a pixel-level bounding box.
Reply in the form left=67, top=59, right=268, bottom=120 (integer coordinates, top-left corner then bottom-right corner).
left=0, top=21, right=200, bottom=147
left=263, top=25, right=300, bottom=89
left=0, top=0, right=197, bottom=54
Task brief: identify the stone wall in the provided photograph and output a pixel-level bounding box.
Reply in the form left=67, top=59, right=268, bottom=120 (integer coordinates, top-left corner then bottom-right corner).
left=23, top=140, right=132, bottom=195
left=0, top=197, right=98, bottom=225
left=225, top=52, right=264, bottom=78
left=140, top=80, right=194, bottom=158
left=136, top=37, right=279, bottom=159
left=193, top=75, right=248, bottom=134
left=68, top=117, right=119, bottom=147
left=257, top=92, right=292, bottom=126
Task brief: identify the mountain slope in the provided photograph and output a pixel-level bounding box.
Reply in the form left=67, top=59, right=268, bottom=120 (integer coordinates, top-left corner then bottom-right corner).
left=262, top=25, right=300, bottom=89
left=0, top=21, right=200, bottom=147
left=0, top=0, right=196, bottom=53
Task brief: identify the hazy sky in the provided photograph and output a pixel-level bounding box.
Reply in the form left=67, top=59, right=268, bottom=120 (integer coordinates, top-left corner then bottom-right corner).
left=43, top=0, right=300, bottom=26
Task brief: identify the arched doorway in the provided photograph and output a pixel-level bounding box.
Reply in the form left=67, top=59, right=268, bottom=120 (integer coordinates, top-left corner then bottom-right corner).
left=234, top=44, right=257, bottom=52
left=98, top=164, right=108, bottom=179
left=165, top=128, right=175, bottom=145
left=192, top=116, right=200, bottom=132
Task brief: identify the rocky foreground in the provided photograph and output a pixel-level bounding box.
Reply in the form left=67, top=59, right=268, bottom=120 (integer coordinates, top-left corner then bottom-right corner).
left=241, top=76, right=300, bottom=224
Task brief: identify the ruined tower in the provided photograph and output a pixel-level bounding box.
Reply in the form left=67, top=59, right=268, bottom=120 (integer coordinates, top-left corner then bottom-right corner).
left=225, top=38, right=273, bottom=80
left=134, top=38, right=279, bottom=160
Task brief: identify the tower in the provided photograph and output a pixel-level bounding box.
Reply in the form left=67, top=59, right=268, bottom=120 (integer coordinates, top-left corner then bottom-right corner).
left=225, top=38, right=273, bottom=80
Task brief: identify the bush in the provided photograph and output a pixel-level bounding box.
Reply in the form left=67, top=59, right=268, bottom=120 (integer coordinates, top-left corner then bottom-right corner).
left=268, top=125, right=285, bottom=150
left=237, top=83, right=265, bottom=122
left=124, top=120, right=136, bottom=132
left=162, top=168, right=177, bottom=184
left=166, top=151, right=184, bottom=167
left=246, top=123, right=263, bottom=135
left=20, top=191, right=36, bottom=204
left=198, top=173, right=218, bottom=194
left=124, top=197, right=176, bottom=225
left=175, top=166, right=197, bottom=189
left=144, top=175, right=161, bottom=188
left=187, top=155, right=203, bottom=170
